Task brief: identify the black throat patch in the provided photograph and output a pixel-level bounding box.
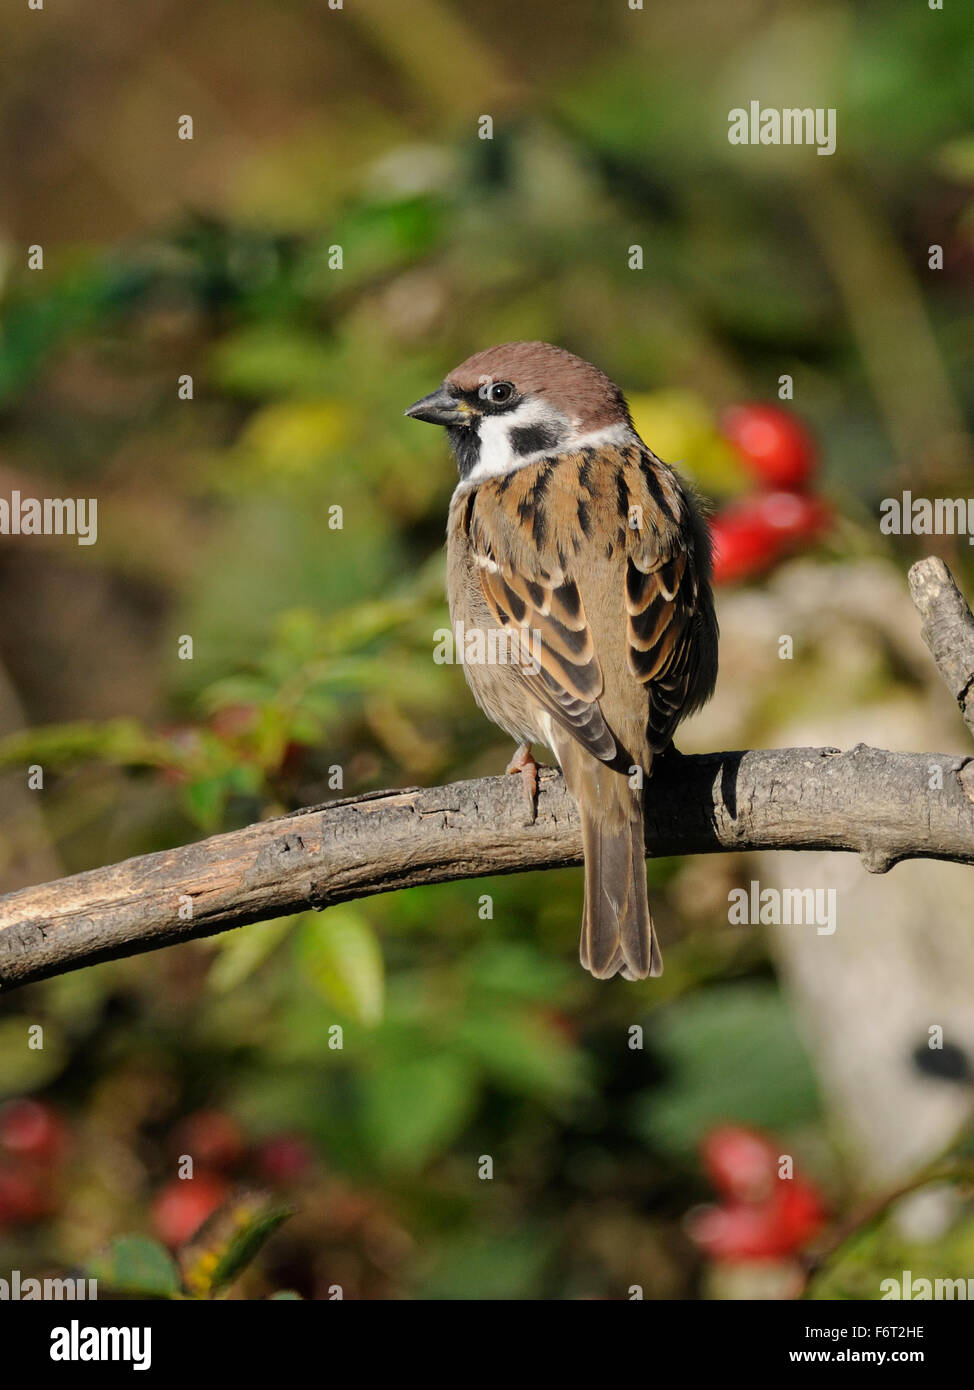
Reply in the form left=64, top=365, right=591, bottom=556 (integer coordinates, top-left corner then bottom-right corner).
left=447, top=423, right=481, bottom=479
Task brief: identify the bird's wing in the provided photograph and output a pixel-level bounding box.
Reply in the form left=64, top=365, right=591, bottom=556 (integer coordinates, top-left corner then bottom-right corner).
left=463, top=460, right=618, bottom=763
left=465, top=443, right=709, bottom=762
left=622, top=449, right=710, bottom=750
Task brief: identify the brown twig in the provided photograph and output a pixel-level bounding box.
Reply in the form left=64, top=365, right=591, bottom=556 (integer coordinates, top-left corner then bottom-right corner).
left=909, top=556, right=974, bottom=743
left=802, top=1159, right=974, bottom=1293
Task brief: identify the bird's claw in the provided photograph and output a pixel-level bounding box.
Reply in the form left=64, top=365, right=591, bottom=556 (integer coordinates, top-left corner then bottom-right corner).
left=506, top=742, right=540, bottom=824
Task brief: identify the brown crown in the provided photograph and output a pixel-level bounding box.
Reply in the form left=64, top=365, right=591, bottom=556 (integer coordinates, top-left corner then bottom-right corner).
left=445, top=341, right=632, bottom=431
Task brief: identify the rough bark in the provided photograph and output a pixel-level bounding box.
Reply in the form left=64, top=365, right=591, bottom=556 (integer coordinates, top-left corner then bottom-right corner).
left=909, top=556, right=974, bottom=742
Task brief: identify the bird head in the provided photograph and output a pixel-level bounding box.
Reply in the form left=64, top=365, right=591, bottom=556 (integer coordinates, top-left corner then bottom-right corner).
left=405, top=341, right=634, bottom=483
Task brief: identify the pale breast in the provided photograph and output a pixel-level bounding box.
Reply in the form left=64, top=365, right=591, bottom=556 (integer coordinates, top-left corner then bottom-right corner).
left=447, top=491, right=551, bottom=750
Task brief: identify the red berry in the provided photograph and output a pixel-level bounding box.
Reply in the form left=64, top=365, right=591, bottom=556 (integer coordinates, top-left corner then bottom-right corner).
left=754, top=490, right=830, bottom=539
left=692, top=1126, right=827, bottom=1262
left=711, top=511, right=778, bottom=584
left=0, top=1100, right=68, bottom=1165
left=774, top=1180, right=826, bottom=1250
left=722, top=404, right=817, bottom=491
left=711, top=493, right=831, bottom=584
left=703, top=1125, right=778, bottom=1204
left=0, top=1164, right=52, bottom=1224
left=151, top=1173, right=229, bottom=1247
left=173, top=1110, right=245, bottom=1171
left=255, top=1135, right=312, bottom=1185
left=688, top=1181, right=825, bottom=1261
left=688, top=1201, right=781, bottom=1260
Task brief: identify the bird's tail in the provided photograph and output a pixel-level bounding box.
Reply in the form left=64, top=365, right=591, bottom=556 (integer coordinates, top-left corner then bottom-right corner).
left=566, top=752, right=661, bottom=981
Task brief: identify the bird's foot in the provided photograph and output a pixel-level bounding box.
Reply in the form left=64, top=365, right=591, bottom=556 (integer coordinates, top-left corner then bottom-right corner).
left=506, top=741, right=539, bottom=824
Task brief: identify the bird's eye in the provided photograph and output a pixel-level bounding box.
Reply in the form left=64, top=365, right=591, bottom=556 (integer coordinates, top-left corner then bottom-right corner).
left=487, top=381, right=515, bottom=405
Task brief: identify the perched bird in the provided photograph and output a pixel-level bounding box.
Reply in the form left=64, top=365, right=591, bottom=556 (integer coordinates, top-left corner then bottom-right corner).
left=406, top=342, right=718, bottom=980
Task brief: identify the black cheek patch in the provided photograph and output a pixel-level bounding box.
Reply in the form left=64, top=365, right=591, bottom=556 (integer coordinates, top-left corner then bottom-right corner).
left=510, top=423, right=561, bottom=457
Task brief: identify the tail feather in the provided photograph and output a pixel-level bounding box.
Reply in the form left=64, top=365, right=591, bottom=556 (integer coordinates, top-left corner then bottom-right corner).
left=574, top=765, right=661, bottom=981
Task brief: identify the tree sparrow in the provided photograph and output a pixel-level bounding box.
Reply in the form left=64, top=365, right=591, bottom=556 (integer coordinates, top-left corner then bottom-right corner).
left=406, top=342, right=718, bottom=980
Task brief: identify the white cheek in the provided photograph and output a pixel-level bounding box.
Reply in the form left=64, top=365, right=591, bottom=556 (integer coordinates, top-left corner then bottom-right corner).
left=463, top=401, right=638, bottom=487
left=465, top=399, right=564, bottom=485
left=466, top=415, right=522, bottom=483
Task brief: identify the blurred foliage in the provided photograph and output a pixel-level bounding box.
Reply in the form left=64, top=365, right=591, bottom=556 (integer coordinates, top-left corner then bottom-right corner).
left=0, top=0, right=972, bottom=1299
left=86, top=1195, right=294, bottom=1300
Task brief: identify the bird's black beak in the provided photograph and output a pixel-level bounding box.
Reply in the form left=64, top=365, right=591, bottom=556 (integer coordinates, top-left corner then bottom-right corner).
left=404, top=386, right=473, bottom=427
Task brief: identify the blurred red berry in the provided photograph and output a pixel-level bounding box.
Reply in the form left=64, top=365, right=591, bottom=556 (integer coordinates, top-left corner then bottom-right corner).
left=703, top=1125, right=778, bottom=1204
left=151, top=1172, right=229, bottom=1247
left=711, top=493, right=831, bottom=584
left=710, top=510, right=778, bottom=584
left=255, top=1134, right=312, bottom=1185
left=691, top=1125, right=827, bottom=1262
left=754, top=490, right=830, bottom=538
left=688, top=1200, right=778, bottom=1259
left=0, top=1099, right=68, bottom=1165
left=722, top=404, right=817, bottom=491
left=0, top=1164, right=53, bottom=1224
left=688, top=1180, right=826, bottom=1261
left=173, top=1110, right=245, bottom=1171
left=775, top=1180, right=827, bottom=1248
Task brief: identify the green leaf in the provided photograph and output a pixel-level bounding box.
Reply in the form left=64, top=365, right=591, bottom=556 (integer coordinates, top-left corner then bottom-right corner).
left=0, top=719, right=171, bottom=772
left=87, top=1236, right=181, bottom=1298
left=181, top=1192, right=293, bottom=1298
left=420, top=1230, right=554, bottom=1301
left=465, top=941, right=573, bottom=1001
left=452, top=1008, right=587, bottom=1101
left=361, top=1053, right=475, bottom=1172
left=182, top=775, right=231, bottom=831
left=631, top=983, right=822, bottom=1154
left=296, top=909, right=384, bottom=1026
left=210, top=326, right=339, bottom=400
left=0, top=1018, right=69, bottom=1096
left=207, top=916, right=297, bottom=993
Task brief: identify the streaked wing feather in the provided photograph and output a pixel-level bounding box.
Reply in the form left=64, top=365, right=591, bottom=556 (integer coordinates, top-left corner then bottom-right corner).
left=479, top=565, right=617, bottom=761
left=624, top=466, right=703, bottom=750
left=468, top=481, right=618, bottom=764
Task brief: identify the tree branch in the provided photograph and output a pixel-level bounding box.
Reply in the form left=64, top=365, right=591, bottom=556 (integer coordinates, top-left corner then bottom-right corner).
left=1, top=559, right=973, bottom=991
left=909, top=556, right=974, bottom=743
